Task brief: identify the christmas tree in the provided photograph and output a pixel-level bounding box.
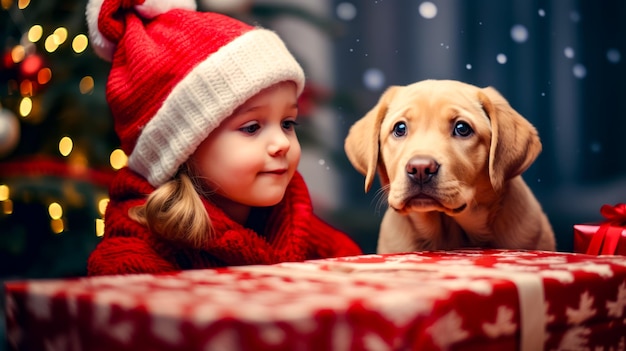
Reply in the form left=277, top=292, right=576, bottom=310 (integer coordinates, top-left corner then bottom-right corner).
left=0, top=0, right=357, bottom=279
left=1, top=0, right=117, bottom=279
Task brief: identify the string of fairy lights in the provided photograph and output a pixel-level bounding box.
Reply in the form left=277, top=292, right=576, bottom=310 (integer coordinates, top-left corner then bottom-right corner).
left=1, top=0, right=129, bottom=238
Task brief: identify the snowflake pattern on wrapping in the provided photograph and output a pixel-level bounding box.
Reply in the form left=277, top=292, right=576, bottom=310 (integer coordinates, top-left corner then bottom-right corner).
left=5, top=249, right=626, bottom=351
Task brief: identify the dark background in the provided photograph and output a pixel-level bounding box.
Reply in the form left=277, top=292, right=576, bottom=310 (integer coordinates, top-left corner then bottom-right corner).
left=330, top=0, right=626, bottom=253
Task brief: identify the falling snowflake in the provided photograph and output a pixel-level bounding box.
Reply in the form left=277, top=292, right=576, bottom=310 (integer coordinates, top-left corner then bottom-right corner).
left=496, top=53, right=507, bottom=64
left=566, top=291, right=597, bottom=325
left=419, top=2, right=437, bottom=19
left=510, top=24, right=529, bottom=43
left=336, top=2, right=357, bottom=21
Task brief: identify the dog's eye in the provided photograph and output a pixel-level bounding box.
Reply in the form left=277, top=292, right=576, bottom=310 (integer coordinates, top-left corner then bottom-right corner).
left=392, top=122, right=407, bottom=137
left=453, top=121, right=474, bottom=137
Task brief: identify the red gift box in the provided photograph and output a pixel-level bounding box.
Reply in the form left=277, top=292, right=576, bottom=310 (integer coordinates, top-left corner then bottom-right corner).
left=574, top=203, right=626, bottom=255
left=5, top=249, right=626, bottom=351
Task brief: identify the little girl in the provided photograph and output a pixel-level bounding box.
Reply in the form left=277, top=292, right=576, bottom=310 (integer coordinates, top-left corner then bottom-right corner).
left=86, top=0, right=362, bottom=275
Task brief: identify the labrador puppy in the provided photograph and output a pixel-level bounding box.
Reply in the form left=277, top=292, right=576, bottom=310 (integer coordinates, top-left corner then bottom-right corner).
left=345, top=79, right=556, bottom=253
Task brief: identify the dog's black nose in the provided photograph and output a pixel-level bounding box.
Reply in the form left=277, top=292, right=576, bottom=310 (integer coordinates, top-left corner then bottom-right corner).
left=406, top=156, right=439, bottom=184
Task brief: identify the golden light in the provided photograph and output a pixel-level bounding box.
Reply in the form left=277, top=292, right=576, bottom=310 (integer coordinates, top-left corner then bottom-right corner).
left=98, top=198, right=109, bottom=216
left=0, top=184, right=9, bottom=201
left=51, top=218, right=64, bottom=234
left=53, top=27, right=68, bottom=45
left=110, top=149, right=128, bottom=170
left=95, top=218, right=105, bottom=237
left=20, top=80, right=33, bottom=96
left=59, top=136, right=73, bottom=157
left=11, top=45, right=25, bottom=64
left=72, top=34, right=89, bottom=53
left=44, top=35, right=59, bottom=53
left=19, top=97, right=32, bottom=117
left=28, top=25, right=43, bottom=43
left=68, top=152, right=89, bottom=172
left=17, top=0, right=29, bottom=10
left=48, top=202, right=63, bottom=220
left=1, top=0, right=12, bottom=10
left=79, top=76, right=94, bottom=94
left=37, top=68, right=52, bottom=85
left=2, top=199, right=13, bottom=215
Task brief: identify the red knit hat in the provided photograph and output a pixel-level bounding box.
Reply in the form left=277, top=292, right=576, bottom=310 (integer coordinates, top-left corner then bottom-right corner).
left=86, top=0, right=305, bottom=186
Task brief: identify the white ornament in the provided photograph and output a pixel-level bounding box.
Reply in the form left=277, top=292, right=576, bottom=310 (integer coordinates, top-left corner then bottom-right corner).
left=0, top=108, right=20, bottom=157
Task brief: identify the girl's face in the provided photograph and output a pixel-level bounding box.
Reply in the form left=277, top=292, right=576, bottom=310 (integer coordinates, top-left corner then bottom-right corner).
left=190, top=82, right=301, bottom=221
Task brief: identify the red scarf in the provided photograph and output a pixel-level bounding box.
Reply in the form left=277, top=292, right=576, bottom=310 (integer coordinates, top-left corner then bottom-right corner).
left=88, top=168, right=362, bottom=275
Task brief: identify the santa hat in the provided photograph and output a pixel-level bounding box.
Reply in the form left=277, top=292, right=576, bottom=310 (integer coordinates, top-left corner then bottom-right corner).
left=86, top=0, right=305, bottom=187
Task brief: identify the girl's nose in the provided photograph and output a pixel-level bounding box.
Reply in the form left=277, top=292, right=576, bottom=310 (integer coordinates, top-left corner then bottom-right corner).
left=267, top=129, right=291, bottom=156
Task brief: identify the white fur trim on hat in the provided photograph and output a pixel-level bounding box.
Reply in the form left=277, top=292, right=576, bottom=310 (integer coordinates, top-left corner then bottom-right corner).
left=85, top=0, right=196, bottom=61
left=86, top=0, right=114, bottom=60
left=128, top=29, right=306, bottom=187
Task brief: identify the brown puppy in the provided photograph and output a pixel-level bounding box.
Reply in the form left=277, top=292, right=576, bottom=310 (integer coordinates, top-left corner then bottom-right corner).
left=345, top=80, right=555, bottom=252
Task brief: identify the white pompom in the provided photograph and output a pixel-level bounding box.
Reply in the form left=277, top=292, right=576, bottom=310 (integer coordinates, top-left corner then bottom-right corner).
left=135, top=0, right=197, bottom=19
left=85, top=0, right=198, bottom=61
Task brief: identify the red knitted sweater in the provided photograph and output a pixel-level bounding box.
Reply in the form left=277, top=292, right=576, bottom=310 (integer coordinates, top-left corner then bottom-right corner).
left=87, top=168, right=362, bottom=275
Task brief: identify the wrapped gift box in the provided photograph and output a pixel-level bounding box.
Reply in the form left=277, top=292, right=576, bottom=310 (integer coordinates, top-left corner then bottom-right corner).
left=574, top=223, right=626, bottom=255
left=5, top=249, right=626, bottom=351
left=574, top=203, right=626, bottom=255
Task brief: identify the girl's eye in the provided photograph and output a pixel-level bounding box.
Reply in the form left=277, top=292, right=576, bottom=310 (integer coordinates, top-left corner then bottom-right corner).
left=282, top=120, right=299, bottom=130
left=240, top=123, right=260, bottom=134
left=392, top=122, right=407, bottom=137
left=453, top=121, right=474, bottom=137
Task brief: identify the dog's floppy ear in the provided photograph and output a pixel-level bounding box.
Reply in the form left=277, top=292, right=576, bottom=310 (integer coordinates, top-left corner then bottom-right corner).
left=345, top=86, right=399, bottom=192
left=479, top=86, right=542, bottom=192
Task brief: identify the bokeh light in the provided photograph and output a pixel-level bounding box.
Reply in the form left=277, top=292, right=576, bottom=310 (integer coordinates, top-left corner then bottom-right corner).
left=53, top=27, right=68, bottom=45
left=37, top=67, right=52, bottom=85
left=0, top=184, right=9, bottom=201
left=19, top=97, right=32, bottom=117
left=72, top=34, right=89, bottom=53
left=95, top=219, right=105, bottom=237
left=59, top=136, right=73, bottom=156
left=28, top=25, right=43, bottom=43
left=79, top=76, right=94, bottom=94
left=11, top=45, right=25, bottom=64
left=98, top=198, right=109, bottom=216
left=17, top=0, right=29, bottom=10
left=48, top=202, right=63, bottom=220
left=110, top=149, right=128, bottom=170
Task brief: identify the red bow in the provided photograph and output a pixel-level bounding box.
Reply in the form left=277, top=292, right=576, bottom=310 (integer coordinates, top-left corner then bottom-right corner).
left=587, top=203, right=626, bottom=255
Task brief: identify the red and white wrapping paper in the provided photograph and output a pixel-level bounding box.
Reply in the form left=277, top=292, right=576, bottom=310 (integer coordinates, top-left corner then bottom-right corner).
left=5, top=249, right=626, bottom=351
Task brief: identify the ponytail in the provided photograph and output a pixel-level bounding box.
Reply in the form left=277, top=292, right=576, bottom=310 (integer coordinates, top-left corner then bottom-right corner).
left=129, top=166, right=212, bottom=248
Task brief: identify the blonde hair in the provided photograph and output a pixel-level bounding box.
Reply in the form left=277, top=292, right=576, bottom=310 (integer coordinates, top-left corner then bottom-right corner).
left=129, top=165, right=212, bottom=248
